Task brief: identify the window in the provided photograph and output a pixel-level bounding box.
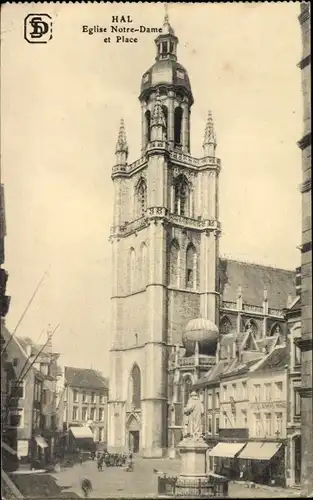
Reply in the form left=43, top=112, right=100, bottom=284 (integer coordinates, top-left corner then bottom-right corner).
left=90, top=408, right=96, bottom=421
left=72, top=406, right=78, bottom=421
left=173, top=175, right=189, bottom=216
left=242, top=410, right=248, bottom=427
left=174, top=107, right=183, bottom=146
left=274, top=382, right=283, bottom=400
left=9, top=380, right=24, bottom=399
left=82, top=407, right=88, bottom=421
left=215, top=416, right=219, bottom=434
left=169, top=240, right=180, bottom=287
left=223, top=385, right=227, bottom=402
left=294, top=390, right=301, bottom=417
left=99, top=408, right=104, bottom=421
left=145, top=110, right=151, bottom=143
left=265, top=413, right=272, bottom=436
left=220, top=317, right=232, bottom=335
left=186, top=244, right=196, bottom=289
left=208, top=415, right=212, bottom=434
left=242, top=382, right=247, bottom=400
left=245, top=319, right=259, bottom=337
left=136, top=179, right=147, bottom=217
left=100, top=394, right=106, bottom=405
left=207, top=393, right=212, bottom=410
left=91, top=392, right=96, bottom=403
left=253, top=384, right=261, bottom=402
left=42, top=389, right=49, bottom=405
left=8, top=408, right=24, bottom=428
left=254, top=413, right=261, bottom=437
left=129, top=248, right=136, bottom=292
left=294, top=344, right=301, bottom=366
left=40, top=363, right=48, bottom=376
left=161, top=106, right=168, bottom=139
left=140, top=243, right=148, bottom=287
left=131, top=364, right=141, bottom=410
left=275, top=412, right=283, bottom=436
left=82, top=391, right=87, bottom=403
left=73, top=390, right=78, bottom=403
left=231, top=384, right=236, bottom=400
left=264, top=383, right=272, bottom=401
left=215, top=392, right=220, bottom=410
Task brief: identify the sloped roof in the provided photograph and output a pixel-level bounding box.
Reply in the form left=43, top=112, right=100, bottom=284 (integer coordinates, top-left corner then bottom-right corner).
left=252, top=346, right=289, bottom=373
left=64, top=366, right=108, bottom=390
left=219, top=258, right=296, bottom=309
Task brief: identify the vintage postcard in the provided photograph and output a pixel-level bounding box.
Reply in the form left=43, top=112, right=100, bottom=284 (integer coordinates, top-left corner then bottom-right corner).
left=1, top=2, right=311, bottom=499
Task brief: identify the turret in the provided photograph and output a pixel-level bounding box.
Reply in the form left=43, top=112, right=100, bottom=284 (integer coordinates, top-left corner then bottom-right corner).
left=202, top=110, right=217, bottom=157
left=115, top=118, right=128, bottom=166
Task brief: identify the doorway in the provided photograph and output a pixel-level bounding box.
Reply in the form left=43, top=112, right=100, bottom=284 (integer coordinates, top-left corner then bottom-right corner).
left=129, top=431, right=140, bottom=453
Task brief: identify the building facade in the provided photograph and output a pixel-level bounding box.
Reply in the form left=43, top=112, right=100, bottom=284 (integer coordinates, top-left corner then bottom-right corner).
left=297, top=2, right=312, bottom=495
left=285, top=296, right=302, bottom=487
left=108, top=11, right=297, bottom=457
left=58, top=367, right=108, bottom=450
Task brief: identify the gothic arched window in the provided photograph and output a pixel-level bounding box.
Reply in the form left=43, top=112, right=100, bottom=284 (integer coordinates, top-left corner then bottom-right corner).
left=186, top=243, right=197, bottom=289
left=269, top=323, right=282, bottom=337
left=245, top=319, right=259, bottom=337
left=162, top=105, right=168, bottom=139
left=174, top=175, right=189, bottom=216
left=220, top=316, right=232, bottom=335
left=145, top=110, right=151, bottom=143
left=136, top=179, right=147, bottom=217
left=130, top=364, right=141, bottom=410
left=140, top=242, right=148, bottom=287
left=174, top=107, right=183, bottom=147
left=169, top=239, right=180, bottom=287
left=129, top=248, right=136, bottom=292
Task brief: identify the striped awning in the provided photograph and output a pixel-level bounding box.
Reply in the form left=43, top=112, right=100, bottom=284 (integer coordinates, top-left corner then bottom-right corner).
left=35, top=436, right=48, bottom=449
left=208, top=442, right=246, bottom=458
left=238, top=441, right=282, bottom=461
left=69, top=426, right=94, bottom=439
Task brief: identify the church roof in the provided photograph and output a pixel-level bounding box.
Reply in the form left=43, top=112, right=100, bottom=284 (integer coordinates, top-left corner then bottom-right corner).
left=140, top=60, right=193, bottom=100
left=64, top=366, right=108, bottom=391
left=219, top=258, right=296, bottom=309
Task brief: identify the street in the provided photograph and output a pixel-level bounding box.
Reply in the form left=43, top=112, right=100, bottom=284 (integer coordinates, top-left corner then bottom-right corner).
left=50, top=457, right=301, bottom=498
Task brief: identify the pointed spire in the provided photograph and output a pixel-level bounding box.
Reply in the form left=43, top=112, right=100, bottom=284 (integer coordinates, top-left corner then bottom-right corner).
left=203, top=110, right=217, bottom=149
left=162, top=3, right=175, bottom=35
left=151, top=90, right=166, bottom=129
left=115, top=118, right=128, bottom=154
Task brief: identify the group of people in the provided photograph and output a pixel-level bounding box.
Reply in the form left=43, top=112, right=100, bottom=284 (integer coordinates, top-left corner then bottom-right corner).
left=95, top=450, right=131, bottom=470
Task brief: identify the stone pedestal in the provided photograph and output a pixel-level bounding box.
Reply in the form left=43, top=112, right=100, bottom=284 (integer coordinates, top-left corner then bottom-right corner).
left=178, top=437, right=208, bottom=477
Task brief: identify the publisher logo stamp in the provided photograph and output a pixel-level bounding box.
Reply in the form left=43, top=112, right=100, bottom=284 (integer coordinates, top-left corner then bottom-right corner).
left=24, top=14, right=53, bottom=44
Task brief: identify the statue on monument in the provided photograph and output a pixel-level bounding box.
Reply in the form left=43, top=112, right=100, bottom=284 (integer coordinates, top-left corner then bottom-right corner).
left=183, top=391, right=204, bottom=440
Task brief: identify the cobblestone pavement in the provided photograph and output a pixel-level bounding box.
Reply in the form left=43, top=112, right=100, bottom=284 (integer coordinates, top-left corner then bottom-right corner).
left=51, top=458, right=301, bottom=498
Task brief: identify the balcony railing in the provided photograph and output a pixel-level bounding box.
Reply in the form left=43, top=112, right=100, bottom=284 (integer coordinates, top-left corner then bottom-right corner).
left=157, top=474, right=229, bottom=497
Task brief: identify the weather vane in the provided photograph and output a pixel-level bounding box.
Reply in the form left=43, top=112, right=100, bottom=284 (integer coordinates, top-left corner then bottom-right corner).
left=164, top=3, right=169, bottom=23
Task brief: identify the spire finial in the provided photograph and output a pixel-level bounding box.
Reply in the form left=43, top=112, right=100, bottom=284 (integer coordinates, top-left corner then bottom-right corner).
left=203, top=110, right=217, bottom=156
left=164, top=3, right=169, bottom=24
left=115, top=118, right=128, bottom=154
left=162, top=3, right=175, bottom=35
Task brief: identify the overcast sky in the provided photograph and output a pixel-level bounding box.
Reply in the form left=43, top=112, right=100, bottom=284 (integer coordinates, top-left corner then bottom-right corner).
left=1, top=2, right=303, bottom=374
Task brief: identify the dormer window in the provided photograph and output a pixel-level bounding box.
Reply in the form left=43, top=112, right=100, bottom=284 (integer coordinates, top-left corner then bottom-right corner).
left=177, top=70, right=185, bottom=79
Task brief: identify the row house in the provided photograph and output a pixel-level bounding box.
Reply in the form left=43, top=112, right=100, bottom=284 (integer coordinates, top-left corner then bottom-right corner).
left=285, top=296, right=302, bottom=487
left=57, top=366, right=109, bottom=453
left=1, top=326, right=59, bottom=469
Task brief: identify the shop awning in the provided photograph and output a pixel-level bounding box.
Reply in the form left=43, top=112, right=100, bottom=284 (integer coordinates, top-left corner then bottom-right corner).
left=35, top=436, right=49, bottom=449
left=1, top=441, right=17, bottom=455
left=238, top=441, right=282, bottom=461
left=69, top=426, right=94, bottom=439
left=208, top=442, right=246, bottom=458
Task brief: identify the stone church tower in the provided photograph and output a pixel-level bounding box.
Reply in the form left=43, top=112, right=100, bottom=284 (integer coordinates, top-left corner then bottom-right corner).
left=108, top=12, right=221, bottom=457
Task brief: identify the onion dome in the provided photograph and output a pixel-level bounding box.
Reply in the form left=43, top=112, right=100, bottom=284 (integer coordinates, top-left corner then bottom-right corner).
left=182, top=318, right=220, bottom=357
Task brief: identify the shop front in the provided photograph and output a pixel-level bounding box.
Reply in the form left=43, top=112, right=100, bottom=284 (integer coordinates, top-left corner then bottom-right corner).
left=237, top=441, right=286, bottom=486
left=208, top=441, right=247, bottom=480
left=68, top=426, right=96, bottom=453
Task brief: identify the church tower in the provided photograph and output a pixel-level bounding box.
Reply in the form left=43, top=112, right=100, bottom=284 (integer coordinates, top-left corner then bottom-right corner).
left=108, top=10, right=221, bottom=457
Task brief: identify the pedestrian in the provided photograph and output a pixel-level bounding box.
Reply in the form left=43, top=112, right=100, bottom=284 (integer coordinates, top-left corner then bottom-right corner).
left=97, top=455, right=103, bottom=472
left=81, top=477, right=92, bottom=499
